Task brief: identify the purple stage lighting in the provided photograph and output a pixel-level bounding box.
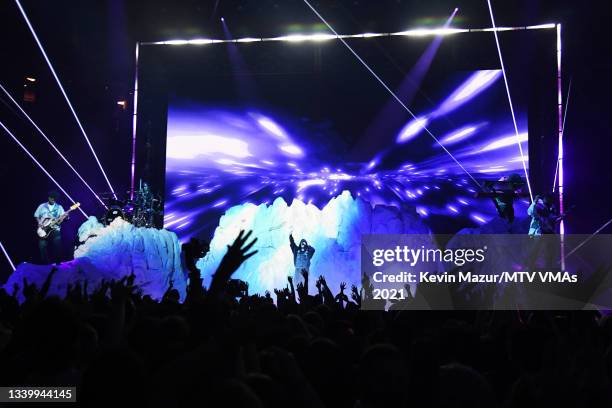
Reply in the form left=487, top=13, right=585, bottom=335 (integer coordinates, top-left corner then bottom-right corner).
left=167, top=135, right=252, bottom=159
left=301, top=0, right=481, bottom=189
left=358, top=7, right=458, bottom=154
left=477, top=133, right=528, bottom=153
left=366, top=156, right=380, bottom=172
left=396, top=116, right=429, bottom=143
left=145, top=15, right=559, bottom=244
left=279, top=143, right=304, bottom=157
left=164, top=101, right=528, bottom=241
left=470, top=213, right=489, bottom=224
left=436, top=124, right=483, bottom=147
left=434, top=70, right=502, bottom=116
left=256, top=115, right=289, bottom=139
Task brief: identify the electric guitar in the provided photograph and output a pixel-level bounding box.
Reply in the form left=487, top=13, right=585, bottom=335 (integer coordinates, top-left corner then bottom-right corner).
left=37, top=202, right=80, bottom=239
left=535, top=205, right=574, bottom=234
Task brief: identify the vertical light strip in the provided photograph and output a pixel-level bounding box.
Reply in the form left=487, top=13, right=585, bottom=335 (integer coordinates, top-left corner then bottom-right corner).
left=556, top=23, right=565, bottom=269
left=14, top=0, right=117, bottom=199
left=130, top=42, right=140, bottom=201
left=0, top=240, right=16, bottom=272
left=553, top=78, right=571, bottom=193
left=0, top=83, right=107, bottom=208
left=486, top=0, right=533, bottom=202
left=0, top=119, right=88, bottom=218
left=556, top=24, right=564, bottom=231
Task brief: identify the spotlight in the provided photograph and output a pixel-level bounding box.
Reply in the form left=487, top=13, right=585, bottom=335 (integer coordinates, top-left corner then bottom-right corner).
left=117, top=100, right=127, bottom=109
left=393, top=28, right=467, bottom=37
left=221, top=17, right=225, bottom=22
left=162, top=40, right=189, bottom=45
left=477, top=132, right=528, bottom=153
left=236, top=37, right=260, bottom=43
left=25, top=76, right=36, bottom=82
left=188, top=39, right=213, bottom=45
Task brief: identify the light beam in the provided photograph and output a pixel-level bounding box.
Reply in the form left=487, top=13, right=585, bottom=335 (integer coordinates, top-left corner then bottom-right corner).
left=0, top=240, right=16, bottom=272
left=301, top=1, right=482, bottom=190
left=486, top=0, right=533, bottom=201
left=0, top=83, right=107, bottom=208
left=0, top=119, right=88, bottom=218
left=564, top=218, right=612, bottom=260
left=14, top=0, right=117, bottom=199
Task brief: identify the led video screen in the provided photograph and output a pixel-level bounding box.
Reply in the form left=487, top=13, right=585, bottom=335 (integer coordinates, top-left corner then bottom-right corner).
left=162, top=40, right=529, bottom=242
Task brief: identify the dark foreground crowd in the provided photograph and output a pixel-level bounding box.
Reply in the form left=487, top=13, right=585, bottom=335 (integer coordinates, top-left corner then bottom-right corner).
left=1, top=230, right=612, bottom=407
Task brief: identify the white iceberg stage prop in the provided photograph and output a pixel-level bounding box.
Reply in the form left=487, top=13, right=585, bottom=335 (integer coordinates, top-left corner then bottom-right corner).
left=3, top=192, right=434, bottom=300
left=197, top=191, right=431, bottom=294
left=4, top=218, right=186, bottom=301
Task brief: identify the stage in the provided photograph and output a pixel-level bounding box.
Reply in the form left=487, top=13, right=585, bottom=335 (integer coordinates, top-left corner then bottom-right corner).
left=0, top=2, right=579, bottom=307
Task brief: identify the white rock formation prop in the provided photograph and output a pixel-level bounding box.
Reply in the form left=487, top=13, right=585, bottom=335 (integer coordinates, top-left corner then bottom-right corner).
left=196, top=191, right=431, bottom=294
left=4, top=218, right=186, bottom=301
left=4, top=193, right=432, bottom=300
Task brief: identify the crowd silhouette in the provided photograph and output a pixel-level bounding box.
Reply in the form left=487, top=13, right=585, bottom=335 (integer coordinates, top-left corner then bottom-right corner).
left=1, top=230, right=612, bottom=407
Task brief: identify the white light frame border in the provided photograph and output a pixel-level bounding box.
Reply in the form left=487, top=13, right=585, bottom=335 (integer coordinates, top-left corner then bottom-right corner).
left=138, top=24, right=557, bottom=46
left=131, top=22, right=563, bottom=234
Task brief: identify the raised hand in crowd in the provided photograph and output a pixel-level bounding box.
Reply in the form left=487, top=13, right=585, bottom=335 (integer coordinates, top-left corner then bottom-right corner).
left=287, top=275, right=297, bottom=303
left=317, top=275, right=334, bottom=305
left=209, top=230, right=257, bottom=296
left=335, top=281, right=349, bottom=308
left=351, top=284, right=361, bottom=307
left=296, top=281, right=307, bottom=303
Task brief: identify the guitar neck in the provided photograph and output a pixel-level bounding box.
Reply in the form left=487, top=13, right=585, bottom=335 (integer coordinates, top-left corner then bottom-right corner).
left=51, top=209, right=72, bottom=226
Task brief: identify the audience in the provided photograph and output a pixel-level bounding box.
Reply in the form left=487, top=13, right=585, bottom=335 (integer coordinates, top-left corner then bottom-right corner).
left=0, top=230, right=611, bottom=407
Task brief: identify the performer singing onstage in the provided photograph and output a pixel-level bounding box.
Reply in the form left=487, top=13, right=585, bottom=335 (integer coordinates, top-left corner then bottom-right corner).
left=289, top=233, right=315, bottom=284
left=34, top=191, right=66, bottom=263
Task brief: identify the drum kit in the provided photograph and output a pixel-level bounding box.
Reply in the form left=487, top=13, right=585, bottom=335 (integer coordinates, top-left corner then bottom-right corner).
left=100, top=182, right=163, bottom=228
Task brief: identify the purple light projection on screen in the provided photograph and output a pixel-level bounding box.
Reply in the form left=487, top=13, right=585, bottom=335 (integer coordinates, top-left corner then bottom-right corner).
left=164, top=70, right=528, bottom=241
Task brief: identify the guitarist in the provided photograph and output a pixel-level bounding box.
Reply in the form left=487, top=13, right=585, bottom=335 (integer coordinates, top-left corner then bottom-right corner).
left=34, top=190, right=66, bottom=263
left=527, top=193, right=563, bottom=269
left=528, top=193, right=561, bottom=235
